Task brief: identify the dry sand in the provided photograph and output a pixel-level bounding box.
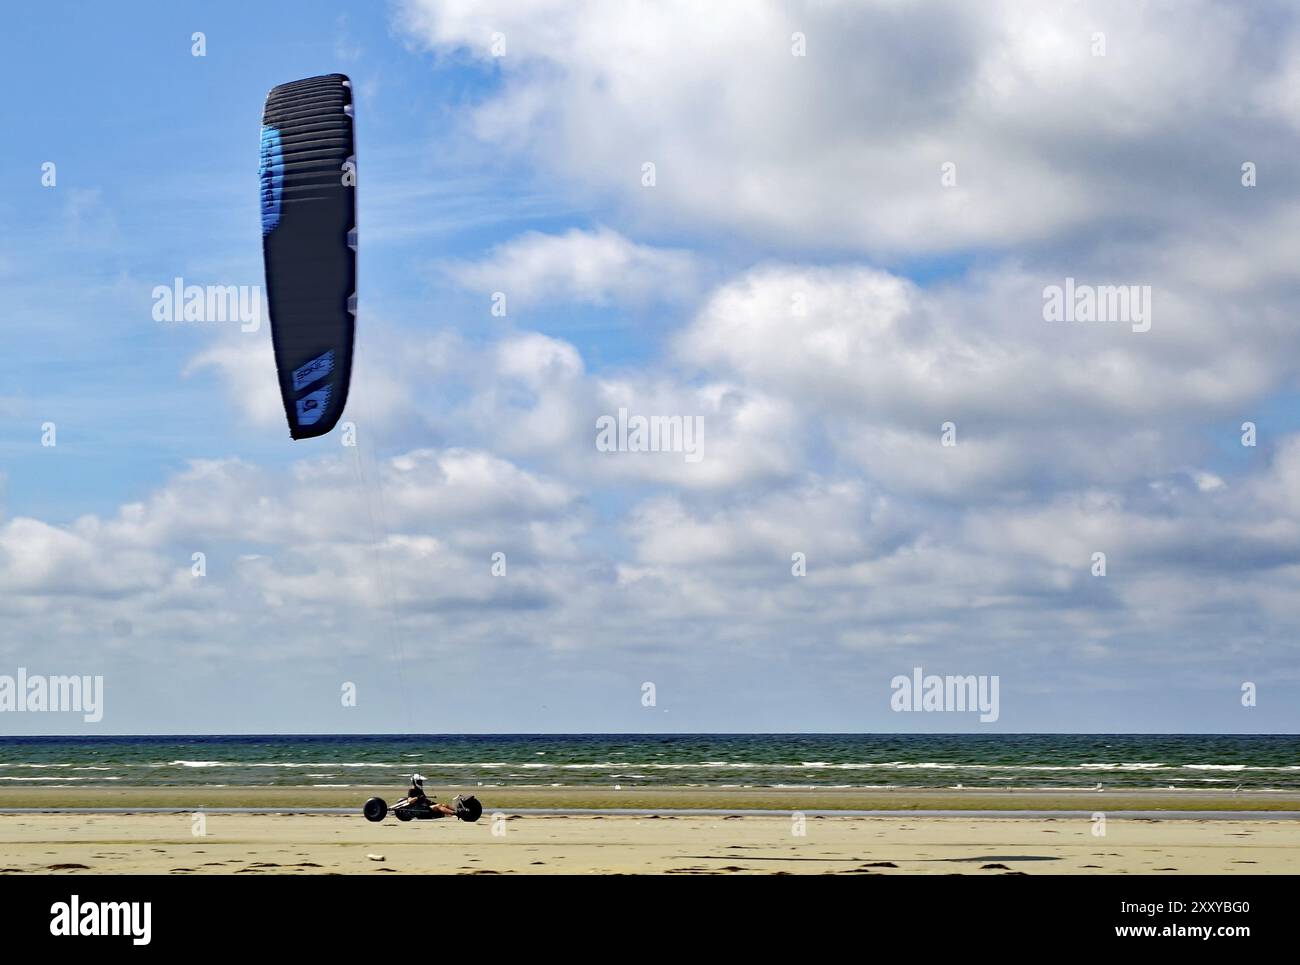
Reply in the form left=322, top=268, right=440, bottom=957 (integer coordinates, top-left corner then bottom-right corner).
left=1, top=810, right=1296, bottom=875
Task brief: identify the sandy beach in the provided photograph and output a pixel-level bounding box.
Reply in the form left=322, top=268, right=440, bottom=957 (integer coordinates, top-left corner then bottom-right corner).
left=0, top=787, right=1296, bottom=874
left=1, top=812, right=1295, bottom=875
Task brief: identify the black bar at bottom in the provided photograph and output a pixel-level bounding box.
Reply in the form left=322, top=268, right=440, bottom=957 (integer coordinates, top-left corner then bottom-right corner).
left=0, top=873, right=1281, bottom=950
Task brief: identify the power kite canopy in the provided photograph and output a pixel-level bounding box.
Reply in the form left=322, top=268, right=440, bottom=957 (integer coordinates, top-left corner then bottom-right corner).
left=259, top=73, right=357, bottom=439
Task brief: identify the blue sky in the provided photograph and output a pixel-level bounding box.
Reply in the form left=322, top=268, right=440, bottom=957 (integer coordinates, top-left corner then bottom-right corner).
left=2, top=1, right=1300, bottom=734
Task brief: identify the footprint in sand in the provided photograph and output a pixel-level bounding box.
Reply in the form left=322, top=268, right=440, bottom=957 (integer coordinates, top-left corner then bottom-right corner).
left=46, top=863, right=90, bottom=870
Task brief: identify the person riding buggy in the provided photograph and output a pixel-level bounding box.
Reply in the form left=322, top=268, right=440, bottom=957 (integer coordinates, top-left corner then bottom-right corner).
left=363, top=774, right=483, bottom=823
left=404, top=774, right=460, bottom=818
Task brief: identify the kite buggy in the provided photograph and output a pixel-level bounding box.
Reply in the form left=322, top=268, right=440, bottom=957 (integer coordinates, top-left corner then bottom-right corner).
left=363, top=774, right=483, bottom=823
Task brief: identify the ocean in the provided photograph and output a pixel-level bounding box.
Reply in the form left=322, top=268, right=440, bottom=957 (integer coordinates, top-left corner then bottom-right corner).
left=1, top=734, right=1297, bottom=790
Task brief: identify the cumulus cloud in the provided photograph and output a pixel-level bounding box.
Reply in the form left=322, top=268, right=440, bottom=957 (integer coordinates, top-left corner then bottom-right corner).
left=184, top=335, right=283, bottom=428
left=444, top=227, right=699, bottom=305
left=0, top=517, right=168, bottom=597
left=397, top=0, right=1299, bottom=253
left=675, top=254, right=1300, bottom=498
left=0, top=446, right=588, bottom=670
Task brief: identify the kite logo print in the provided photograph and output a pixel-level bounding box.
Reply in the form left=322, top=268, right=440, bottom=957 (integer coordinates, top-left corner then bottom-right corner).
left=292, top=351, right=335, bottom=391
left=296, top=387, right=332, bottom=426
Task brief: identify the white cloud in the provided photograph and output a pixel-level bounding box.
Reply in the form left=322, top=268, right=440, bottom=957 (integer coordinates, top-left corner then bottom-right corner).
left=674, top=257, right=1300, bottom=498
left=397, top=0, right=1292, bottom=253
left=444, top=227, right=699, bottom=305
left=0, top=517, right=167, bottom=597
left=0, top=446, right=588, bottom=664
left=184, top=335, right=282, bottom=427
